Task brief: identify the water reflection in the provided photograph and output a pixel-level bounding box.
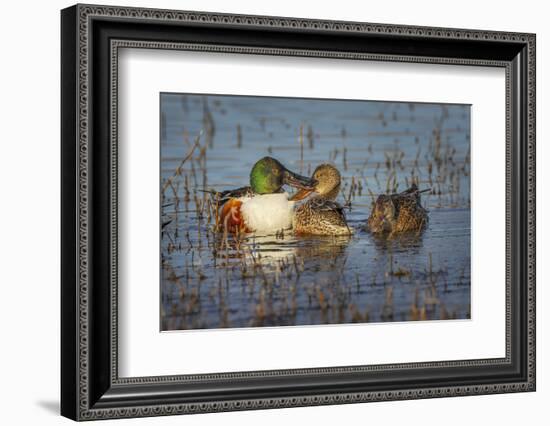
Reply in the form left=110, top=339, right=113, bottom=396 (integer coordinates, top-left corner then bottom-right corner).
left=369, top=229, right=425, bottom=253
left=294, top=235, right=351, bottom=261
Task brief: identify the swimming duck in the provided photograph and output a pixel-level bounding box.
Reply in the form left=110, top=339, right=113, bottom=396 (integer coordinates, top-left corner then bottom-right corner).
left=367, top=184, right=430, bottom=235
left=214, top=157, right=316, bottom=234
left=291, top=164, right=352, bottom=235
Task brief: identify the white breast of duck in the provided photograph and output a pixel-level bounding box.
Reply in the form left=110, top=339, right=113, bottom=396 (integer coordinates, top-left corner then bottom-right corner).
left=239, top=193, right=295, bottom=233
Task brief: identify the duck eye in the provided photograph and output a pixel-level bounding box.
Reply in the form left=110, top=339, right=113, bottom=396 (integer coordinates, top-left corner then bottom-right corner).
left=272, top=167, right=279, bottom=176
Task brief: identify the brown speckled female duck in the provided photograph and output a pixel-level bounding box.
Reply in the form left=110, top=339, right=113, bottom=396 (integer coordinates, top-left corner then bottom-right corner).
left=291, top=164, right=352, bottom=236
left=367, top=184, right=430, bottom=235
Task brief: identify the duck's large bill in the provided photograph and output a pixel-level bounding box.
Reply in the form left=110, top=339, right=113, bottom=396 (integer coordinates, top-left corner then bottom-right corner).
left=283, top=170, right=317, bottom=191
left=290, top=188, right=315, bottom=201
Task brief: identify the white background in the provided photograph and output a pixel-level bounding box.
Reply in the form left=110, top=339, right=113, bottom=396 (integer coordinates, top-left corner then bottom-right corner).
left=0, top=0, right=547, bottom=425
left=119, top=50, right=505, bottom=377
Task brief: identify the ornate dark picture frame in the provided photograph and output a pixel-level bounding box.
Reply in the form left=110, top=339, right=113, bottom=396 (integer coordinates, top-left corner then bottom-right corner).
left=61, top=4, right=536, bottom=421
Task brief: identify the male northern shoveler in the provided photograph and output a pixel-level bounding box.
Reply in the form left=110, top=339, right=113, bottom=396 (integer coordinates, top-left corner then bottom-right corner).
left=366, top=184, right=430, bottom=235
left=291, top=164, right=352, bottom=235
left=215, top=157, right=316, bottom=234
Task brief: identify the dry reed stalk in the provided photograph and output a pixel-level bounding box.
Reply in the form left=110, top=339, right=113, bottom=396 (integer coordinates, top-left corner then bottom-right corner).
left=203, top=99, right=216, bottom=148
left=161, top=133, right=203, bottom=197
left=299, top=124, right=304, bottom=174
left=235, top=123, right=243, bottom=148
left=343, top=146, right=348, bottom=171
left=307, top=125, right=314, bottom=149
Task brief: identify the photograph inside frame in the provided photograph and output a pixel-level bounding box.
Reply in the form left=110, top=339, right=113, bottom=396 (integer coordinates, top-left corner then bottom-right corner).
left=160, top=93, right=471, bottom=331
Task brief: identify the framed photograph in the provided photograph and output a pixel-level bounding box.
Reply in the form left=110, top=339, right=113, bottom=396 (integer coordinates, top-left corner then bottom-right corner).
left=61, top=4, right=536, bottom=421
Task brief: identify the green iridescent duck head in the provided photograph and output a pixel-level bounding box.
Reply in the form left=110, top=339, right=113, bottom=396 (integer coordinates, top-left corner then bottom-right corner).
left=249, top=157, right=316, bottom=194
